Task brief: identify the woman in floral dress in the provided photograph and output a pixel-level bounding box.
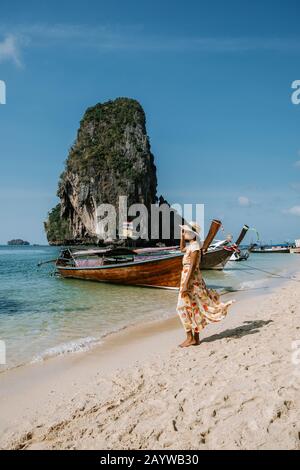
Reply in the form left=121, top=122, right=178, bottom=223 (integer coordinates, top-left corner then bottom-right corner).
left=177, top=222, right=234, bottom=347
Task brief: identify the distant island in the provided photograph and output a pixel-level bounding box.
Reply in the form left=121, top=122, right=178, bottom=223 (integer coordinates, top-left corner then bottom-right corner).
left=7, top=239, right=30, bottom=246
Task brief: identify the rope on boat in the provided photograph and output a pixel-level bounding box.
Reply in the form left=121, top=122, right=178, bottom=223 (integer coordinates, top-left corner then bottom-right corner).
left=218, top=260, right=300, bottom=296
left=37, top=259, right=57, bottom=267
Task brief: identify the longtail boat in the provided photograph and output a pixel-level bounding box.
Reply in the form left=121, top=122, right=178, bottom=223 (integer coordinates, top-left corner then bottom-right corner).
left=208, top=224, right=250, bottom=262
left=290, top=239, right=300, bottom=253
left=57, top=248, right=182, bottom=289
left=249, top=244, right=290, bottom=254
left=54, top=221, right=249, bottom=289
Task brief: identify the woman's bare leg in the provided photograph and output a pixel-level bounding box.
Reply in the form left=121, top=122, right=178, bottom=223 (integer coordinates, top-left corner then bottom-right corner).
left=179, top=331, right=195, bottom=347
left=193, top=331, right=201, bottom=345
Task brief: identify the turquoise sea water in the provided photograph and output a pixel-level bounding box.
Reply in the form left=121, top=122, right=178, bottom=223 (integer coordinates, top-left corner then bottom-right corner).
left=0, top=245, right=299, bottom=370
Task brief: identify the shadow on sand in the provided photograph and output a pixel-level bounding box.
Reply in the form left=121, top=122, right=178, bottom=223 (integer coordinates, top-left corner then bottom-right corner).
left=202, top=319, right=273, bottom=343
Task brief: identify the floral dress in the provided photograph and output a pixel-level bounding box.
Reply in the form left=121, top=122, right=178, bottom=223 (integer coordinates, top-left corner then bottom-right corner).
left=176, top=240, right=234, bottom=333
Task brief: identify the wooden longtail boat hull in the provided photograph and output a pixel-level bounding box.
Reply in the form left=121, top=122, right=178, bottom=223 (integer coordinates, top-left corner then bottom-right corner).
left=201, top=247, right=232, bottom=270
left=57, top=247, right=232, bottom=288
left=57, top=254, right=183, bottom=288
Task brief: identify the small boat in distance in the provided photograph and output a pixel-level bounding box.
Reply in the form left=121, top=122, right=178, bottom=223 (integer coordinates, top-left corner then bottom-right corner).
left=290, top=239, right=300, bottom=254
left=249, top=243, right=290, bottom=254
left=54, top=222, right=249, bottom=289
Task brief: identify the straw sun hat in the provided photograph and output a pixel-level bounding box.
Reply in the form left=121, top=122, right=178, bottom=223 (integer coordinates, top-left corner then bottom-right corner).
left=179, top=221, right=201, bottom=238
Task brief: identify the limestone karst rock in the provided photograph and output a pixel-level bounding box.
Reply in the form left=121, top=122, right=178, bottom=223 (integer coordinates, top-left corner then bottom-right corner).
left=45, top=98, right=159, bottom=245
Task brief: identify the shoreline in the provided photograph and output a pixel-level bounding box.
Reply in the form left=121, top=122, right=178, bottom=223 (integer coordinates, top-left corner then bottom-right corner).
left=2, top=247, right=299, bottom=375
left=0, top=286, right=268, bottom=377
left=1, top=273, right=300, bottom=449
left=1, top=261, right=290, bottom=375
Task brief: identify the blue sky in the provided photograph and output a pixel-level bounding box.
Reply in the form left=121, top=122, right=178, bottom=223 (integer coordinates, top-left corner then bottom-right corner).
left=1, top=0, right=300, bottom=244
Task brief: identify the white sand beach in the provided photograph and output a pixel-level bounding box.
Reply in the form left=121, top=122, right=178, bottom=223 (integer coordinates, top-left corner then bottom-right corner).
left=1, top=279, right=300, bottom=450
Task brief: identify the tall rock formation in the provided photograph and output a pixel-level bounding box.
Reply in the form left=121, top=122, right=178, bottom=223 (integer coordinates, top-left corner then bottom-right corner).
left=45, top=98, right=158, bottom=245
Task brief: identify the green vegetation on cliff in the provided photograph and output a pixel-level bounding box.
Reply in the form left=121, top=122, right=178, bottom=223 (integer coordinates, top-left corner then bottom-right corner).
left=44, top=204, right=71, bottom=244
left=64, top=98, right=150, bottom=182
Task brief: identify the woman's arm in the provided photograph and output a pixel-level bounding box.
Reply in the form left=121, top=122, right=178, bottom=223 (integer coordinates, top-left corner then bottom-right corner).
left=181, top=250, right=199, bottom=295
left=180, top=229, right=186, bottom=253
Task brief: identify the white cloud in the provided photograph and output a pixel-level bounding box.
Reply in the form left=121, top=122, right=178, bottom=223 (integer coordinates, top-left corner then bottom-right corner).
left=0, top=34, right=22, bottom=66
left=295, top=160, right=300, bottom=167
left=3, top=24, right=300, bottom=57
left=238, top=196, right=251, bottom=207
left=285, top=206, right=300, bottom=216
left=3, top=24, right=300, bottom=70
